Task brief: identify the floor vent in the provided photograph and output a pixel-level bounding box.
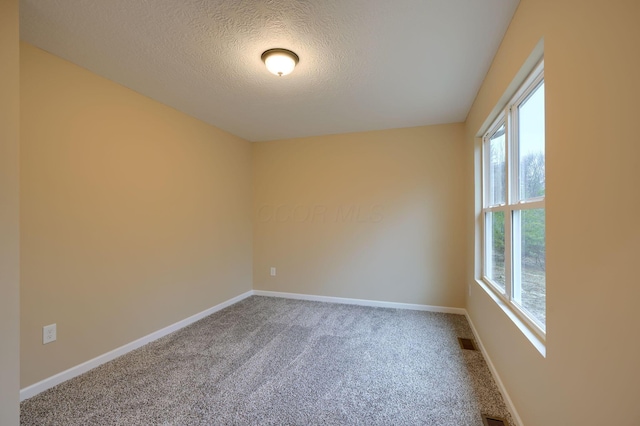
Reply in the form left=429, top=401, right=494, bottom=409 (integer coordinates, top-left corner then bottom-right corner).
left=457, top=337, right=477, bottom=351
left=482, top=414, right=509, bottom=426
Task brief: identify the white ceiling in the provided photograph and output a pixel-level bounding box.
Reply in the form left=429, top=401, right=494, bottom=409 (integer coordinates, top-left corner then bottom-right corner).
left=20, top=0, right=519, bottom=142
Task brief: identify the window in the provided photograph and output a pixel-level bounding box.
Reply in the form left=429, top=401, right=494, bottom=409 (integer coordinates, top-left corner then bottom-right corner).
left=482, top=60, right=545, bottom=335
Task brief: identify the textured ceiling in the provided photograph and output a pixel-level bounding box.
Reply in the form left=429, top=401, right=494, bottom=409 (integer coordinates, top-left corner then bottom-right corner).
left=20, top=0, right=519, bottom=142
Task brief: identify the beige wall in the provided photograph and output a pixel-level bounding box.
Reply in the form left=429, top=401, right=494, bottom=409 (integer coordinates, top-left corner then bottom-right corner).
left=465, top=0, right=640, bottom=424
left=20, top=43, right=253, bottom=387
left=0, top=0, right=20, bottom=424
left=253, top=124, right=466, bottom=307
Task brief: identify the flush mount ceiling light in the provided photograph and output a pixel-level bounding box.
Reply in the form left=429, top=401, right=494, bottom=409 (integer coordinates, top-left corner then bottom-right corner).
left=261, top=48, right=299, bottom=77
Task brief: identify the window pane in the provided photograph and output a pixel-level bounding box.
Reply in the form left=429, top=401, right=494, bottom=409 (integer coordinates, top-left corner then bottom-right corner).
left=488, top=124, right=506, bottom=206
left=518, top=82, right=545, bottom=200
left=485, top=211, right=505, bottom=292
left=514, top=208, right=546, bottom=328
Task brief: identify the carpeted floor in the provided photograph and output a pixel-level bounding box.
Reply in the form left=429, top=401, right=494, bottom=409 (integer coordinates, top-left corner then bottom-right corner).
left=21, top=296, right=514, bottom=425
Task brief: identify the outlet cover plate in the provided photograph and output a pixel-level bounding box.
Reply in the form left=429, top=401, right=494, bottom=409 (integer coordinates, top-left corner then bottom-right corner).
left=270, top=267, right=276, bottom=276
left=43, top=324, right=57, bottom=344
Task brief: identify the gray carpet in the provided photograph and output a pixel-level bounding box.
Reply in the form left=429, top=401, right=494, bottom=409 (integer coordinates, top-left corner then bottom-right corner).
left=21, top=296, right=514, bottom=425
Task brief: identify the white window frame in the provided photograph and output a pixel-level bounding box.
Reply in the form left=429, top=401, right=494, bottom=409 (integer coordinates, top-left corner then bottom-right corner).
left=481, top=60, right=545, bottom=340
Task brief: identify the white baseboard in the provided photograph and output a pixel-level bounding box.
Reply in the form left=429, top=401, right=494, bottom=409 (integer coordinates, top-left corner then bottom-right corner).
left=20, top=290, right=253, bottom=401
left=465, top=312, right=523, bottom=426
left=252, top=290, right=467, bottom=315
left=21, top=287, right=520, bottom=426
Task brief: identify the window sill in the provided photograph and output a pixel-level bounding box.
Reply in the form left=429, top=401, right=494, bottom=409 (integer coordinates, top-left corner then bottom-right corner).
left=475, top=278, right=546, bottom=357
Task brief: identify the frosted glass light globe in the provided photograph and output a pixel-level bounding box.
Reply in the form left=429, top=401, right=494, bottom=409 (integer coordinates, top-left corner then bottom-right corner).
left=261, top=49, right=299, bottom=77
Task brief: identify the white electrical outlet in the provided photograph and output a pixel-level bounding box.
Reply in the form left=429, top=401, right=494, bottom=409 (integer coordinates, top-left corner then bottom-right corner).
left=43, top=324, right=57, bottom=344
left=270, top=267, right=276, bottom=276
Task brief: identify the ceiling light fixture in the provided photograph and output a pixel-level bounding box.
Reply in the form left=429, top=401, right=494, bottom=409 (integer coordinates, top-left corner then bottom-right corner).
left=261, top=48, right=299, bottom=77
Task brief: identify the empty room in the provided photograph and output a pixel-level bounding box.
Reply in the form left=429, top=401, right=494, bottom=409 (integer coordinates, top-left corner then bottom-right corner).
left=2, top=0, right=639, bottom=425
